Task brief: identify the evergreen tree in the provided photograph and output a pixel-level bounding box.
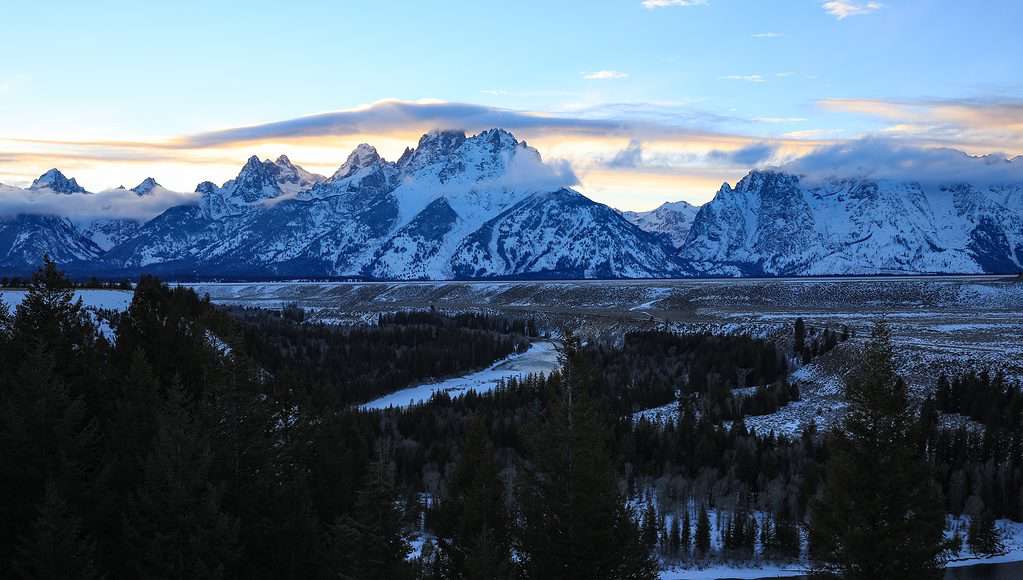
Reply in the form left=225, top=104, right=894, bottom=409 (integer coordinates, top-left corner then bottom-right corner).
left=776, top=519, right=801, bottom=560
left=122, top=382, right=240, bottom=578
left=968, top=512, right=1004, bottom=556
left=794, top=318, right=806, bottom=358
left=642, top=500, right=659, bottom=551
left=810, top=321, right=948, bottom=580
left=0, top=294, right=11, bottom=339
left=695, top=505, right=711, bottom=558
left=668, top=511, right=682, bottom=558
left=433, top=417, right=513, bottom=579
left=14, top=482, right=97, bottom=580
left=515, top=332, right=657, bottom=580
left=680, top=506, right=692, bottom=555
left=326, top=450, right=412, bottom=580
left=760, top=516, right=777, bottom=558
left=0, top=338, right=99, bottom=572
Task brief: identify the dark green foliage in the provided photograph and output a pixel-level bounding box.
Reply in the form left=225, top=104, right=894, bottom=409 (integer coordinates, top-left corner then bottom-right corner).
left=794, top=318, right=846, bottom=364
left=430, top=417, right=513, bottom=579
left=121, top=382, right=240, bottom=578
left=680, top=507, right=691, bottom=553
left=515, top=333, right=658, bottom=580
left=968, top=512, right=1004, bottom=556
left=810, top=322, right=948, bottom=580
left=14, top=483, right=97, bottom=580
left=575, top=330, right=788, bottom=416
left=325, top=453, right=412, bottom=580
left=794, top=318, right=806, bottom=356
left=642, top=500, right=659, bottom=550
left=667, top=510, right=682, bottom=558
left=694, top=504, right=711, bottom=557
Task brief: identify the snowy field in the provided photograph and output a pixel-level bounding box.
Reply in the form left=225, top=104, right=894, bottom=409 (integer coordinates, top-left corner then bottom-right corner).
left=1, top=289, right=133, bottom=311
left=361, top=340, right=561, bottom=410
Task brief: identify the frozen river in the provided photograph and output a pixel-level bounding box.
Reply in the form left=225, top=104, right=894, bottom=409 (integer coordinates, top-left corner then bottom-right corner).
left=361, top=340, right=561, bottom=410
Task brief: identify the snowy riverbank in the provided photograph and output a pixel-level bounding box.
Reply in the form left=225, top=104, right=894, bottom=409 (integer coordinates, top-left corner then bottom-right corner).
left=361, top=340, right=561, bottom=410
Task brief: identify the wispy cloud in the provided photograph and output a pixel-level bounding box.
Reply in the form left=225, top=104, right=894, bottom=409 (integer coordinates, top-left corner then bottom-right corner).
left=822, top=1, right=883, bottom=20
left=605, top=140, right=644, bottom=169
left=752, top=32, right=784, bottom=38
left=721, top=74, right=766, bottom=83
left=819, top=97, right=1023, bottom=150
left=754, top=117, right=808, bottom=124
left=583, top=70, right=629, bottom=80
left=641, top=0, right=707, bottom=9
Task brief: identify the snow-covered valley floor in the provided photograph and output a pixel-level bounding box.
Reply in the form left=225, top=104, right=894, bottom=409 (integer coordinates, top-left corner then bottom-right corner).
left=1, top=288, right=133, bottom=310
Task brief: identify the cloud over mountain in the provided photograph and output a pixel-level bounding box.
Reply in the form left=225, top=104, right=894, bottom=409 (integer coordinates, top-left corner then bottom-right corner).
left=782, top=138, right=1023, bottom=184
left=0, top=181, right=196, bottom=222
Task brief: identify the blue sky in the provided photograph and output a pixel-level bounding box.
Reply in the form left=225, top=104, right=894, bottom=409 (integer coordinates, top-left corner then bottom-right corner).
left=1, top=0, right=1021, bottom=210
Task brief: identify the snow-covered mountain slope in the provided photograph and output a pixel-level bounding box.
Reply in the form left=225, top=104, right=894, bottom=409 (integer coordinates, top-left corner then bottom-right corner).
left=80, top=218, right=143, bottom=251
left=681, top=170, right=1023, bottom=276
left=0, top=173, right=101, bottom=269
left=450, top=189, right=690, bottom=279
left=0, top=214, right=102, bottom=269
left=622, top=200, right=700, bottom=249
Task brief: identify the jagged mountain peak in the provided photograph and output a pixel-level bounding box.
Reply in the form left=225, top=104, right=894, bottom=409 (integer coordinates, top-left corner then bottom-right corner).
left=733, top=169, right=799, bottom=192
left=195, top=180, right=217, bottom=195
left=396, top=127, right=536, bottom=186
left=131, top=177, right=161, bottom=196
left=30, top=168, right=88, bottom=194
left=420, top=128, right=468, bottom=149
left=478, top=127, right=518, bottom=147
left=332, top=143, right=386, bottom=180
left=398, top=129, right=468, bottom=173
left=622, top=198, right=701, bottom=249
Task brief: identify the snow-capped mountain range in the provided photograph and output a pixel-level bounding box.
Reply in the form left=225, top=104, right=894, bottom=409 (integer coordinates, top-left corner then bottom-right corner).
left=681, top=170, right=1023, bottom=276
left=1, top=129, right=1021, bottom=278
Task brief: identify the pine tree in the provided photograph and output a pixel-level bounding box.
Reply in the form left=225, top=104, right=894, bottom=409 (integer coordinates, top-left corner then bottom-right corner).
left=680, top=506, right=692, bottom=555
left=810, top=321, right=948, bottom=579
left=122, top=382, right=240, bottom=578
left=695, top=504, right=711, bottom=558
left=668, top=511, right=682, bottom=558
left=776, top=518, right=801, bottom=560
left=515, top=332, right=657, bottom=580
left=968, top=512, right=1004, bottom=556
left=0, top=339, right=99, bottom=572
left=0, top=294, right=11, bottom=339
left=642, top=500, right=659, bottom=550
left=433, top=417, right=513, bottom=579
left=794, top=318, right=806, bottom=359
left=760, top=515, right=777, bottom=559
left=14, top=482, right=97, bottom=579
left=326, top=449, right=412, bottom=580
